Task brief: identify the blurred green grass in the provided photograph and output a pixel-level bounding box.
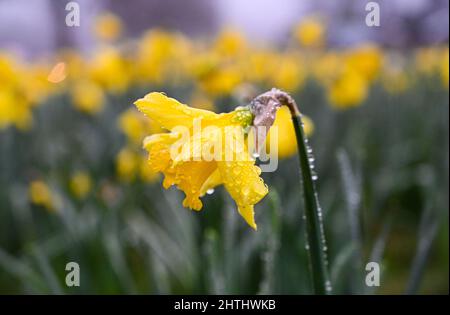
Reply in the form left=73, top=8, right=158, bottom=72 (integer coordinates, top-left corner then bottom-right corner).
left=0, top=74, right=448, bottom=294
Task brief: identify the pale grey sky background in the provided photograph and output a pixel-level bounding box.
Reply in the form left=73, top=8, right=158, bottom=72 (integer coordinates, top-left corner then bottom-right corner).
left=0, top=0, right=448, bottom=59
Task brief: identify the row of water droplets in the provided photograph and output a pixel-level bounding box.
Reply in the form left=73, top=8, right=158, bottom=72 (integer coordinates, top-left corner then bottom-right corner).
left=302, top=125, right=332, bottom=293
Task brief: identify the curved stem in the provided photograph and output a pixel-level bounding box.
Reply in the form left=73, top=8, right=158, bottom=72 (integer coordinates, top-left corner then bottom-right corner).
left=251, top=89, right=332, bottom=294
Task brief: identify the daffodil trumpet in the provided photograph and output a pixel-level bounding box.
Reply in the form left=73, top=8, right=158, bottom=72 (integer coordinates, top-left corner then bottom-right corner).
left=250, top=89, right=332, bottom=295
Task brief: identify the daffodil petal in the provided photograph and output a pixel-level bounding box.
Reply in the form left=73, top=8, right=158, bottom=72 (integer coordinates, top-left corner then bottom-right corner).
left=200, top=169, right=222, bottom=196
left=217, top=157, right=268, bottom=230
left=174, top=161, right=217, bottom=211
left=135, top=92, right=217, bottom=131
left=143, top=133, right=177, bottom=173
left=238, top=205, right=257, bottom=230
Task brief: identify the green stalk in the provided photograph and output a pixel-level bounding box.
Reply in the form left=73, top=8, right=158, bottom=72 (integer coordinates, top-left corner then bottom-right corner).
left=291, top=113, right=331, bottom=294
left=250, top=89, right=332, bottom=294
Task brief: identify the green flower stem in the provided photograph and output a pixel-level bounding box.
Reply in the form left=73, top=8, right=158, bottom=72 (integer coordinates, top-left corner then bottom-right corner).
left=291, top=112, right=331, bottom=295
left=250, top=88, right=332, bottom=294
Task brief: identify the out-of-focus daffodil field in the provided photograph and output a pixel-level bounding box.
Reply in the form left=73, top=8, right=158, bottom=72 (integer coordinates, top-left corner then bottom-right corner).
left=0, top=7, right=448, bottom=294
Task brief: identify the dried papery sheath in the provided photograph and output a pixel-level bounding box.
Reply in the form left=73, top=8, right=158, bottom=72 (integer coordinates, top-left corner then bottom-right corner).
left=249, top=88, right=283, bottom=154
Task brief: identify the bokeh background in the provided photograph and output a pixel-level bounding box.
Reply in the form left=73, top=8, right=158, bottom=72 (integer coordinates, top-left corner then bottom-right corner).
left=0, top=0, right=448, bottom=294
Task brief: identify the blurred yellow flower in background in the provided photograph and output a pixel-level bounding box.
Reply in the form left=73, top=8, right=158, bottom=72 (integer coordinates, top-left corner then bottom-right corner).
left=214, top=29, right=247, bottom=57
left=71, top=80, right=105, bottom=114
left=344, top=44, right=383, bottom=82
left=0, top=54, right=20, bottom=88
left=23, top=63, right=57, bottom=105
left=244, top=51, right=277, bottom=84
left=135, top=30, right=191, bottom=84
left=189, top=92, right=216, bottom=111
left=118, top=108, right=163, bottom=145
left=58, top=49, right=85, bottom=81
left=116, top=147, right=139, bottom=182
left=135, top=92, right=268, bottom=230
left=311, top=52, right=341, bottom=86
left=271, top=54, right=306, bottom=93
left=29, top=180, right=55, bottom=211
left=116, top=147, right=158, bottom=183
left=415, top=47, right=442, bottom=76
left=328, top=68, right=368, bottom=109
left=441, top=48, right=449, bottom=87
left=94, top=12, right=123, bottom=42
left=294, top=16, right=325, bottom=48
left=70, top=171, right=92, bottom=199
left=89, top=47, right=130, bottom=93
left=0, top=89, right=32, bottom=130
left=198, top=64, right=242, bottom=96
left=382, top=67, right=409, bottom=94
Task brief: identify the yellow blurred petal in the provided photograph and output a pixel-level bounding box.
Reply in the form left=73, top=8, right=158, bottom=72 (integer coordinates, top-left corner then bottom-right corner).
left=69, top=172, right=92, bottom=199
left=29, top=180, right=55, bottom=211
left=441, top=48, right=449, bottom=87
left=94, top=12, right=123, bottom=42
left=294, top=17, right=325, bottom=47
left=328, top=69, right=368, bottom=109
left=116, top=148, right=139, bottom=182
left=71, top=80, right=104, bottom=114
left=345, top=44, right=383, bottom=82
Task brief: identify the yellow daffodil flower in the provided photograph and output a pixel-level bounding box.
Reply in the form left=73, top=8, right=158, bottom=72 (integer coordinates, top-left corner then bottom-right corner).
left=328, top=69, right=368, bottom=109
left=135, top=92, right=268, bottom=230
left=241, top=51, right=278, bottom=85
left=344, top=44, right=383, bottom=82
left=71, top=80, right=105, bottom=114
left=294, top=17, right=325, bottom=48
left=135, top=30, right=191, bottom=84
left=89, top=47, right=130, bottom=93
left=441, top=48, right=449, bottom=87
left=271, top=54, right=306, bottom=93
left=116, top=147, right=139, bottom=182
left=69, top=171, right=92, bottom=199
left=0, top=89, right=32, bottom=130
left=214, top=29, right=247, bottom=58
left=94, top=12, right=123, bottom=42
left=29, top=180, right=55, bottom=211
left=312, top=52, right=341, bottom=86
left=415, top=47, right=442, bottom=76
